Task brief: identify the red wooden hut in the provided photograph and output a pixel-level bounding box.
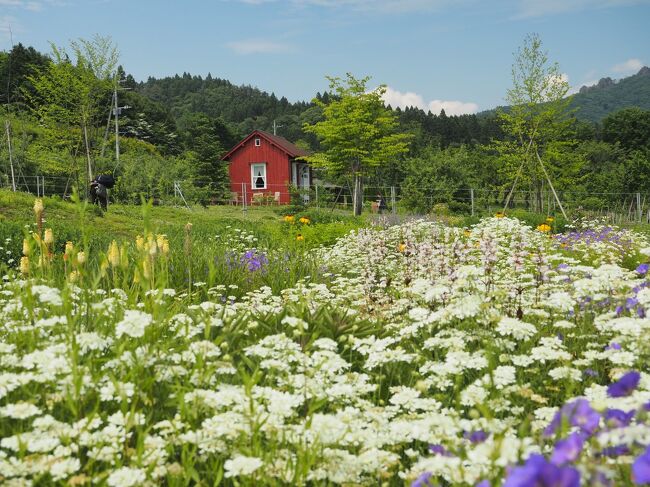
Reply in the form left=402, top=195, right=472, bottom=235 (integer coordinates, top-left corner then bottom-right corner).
left=222, top=130, right=311, bottom=205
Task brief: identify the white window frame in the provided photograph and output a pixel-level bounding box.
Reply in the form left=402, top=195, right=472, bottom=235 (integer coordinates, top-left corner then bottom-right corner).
left=251, top=163, right=267, bottom=190
left=254, top=138, right=261, bottom=147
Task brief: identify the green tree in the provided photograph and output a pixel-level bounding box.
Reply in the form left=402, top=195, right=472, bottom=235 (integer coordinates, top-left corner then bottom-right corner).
left=497, top=33, right=575, bottom=218
left=602, top=107, right=650, bottom=151
left=302, top=74, right=410, bottom=215
left=24, top=35, right=118, bottom=186
left=400, top=145, right=479, bottom=214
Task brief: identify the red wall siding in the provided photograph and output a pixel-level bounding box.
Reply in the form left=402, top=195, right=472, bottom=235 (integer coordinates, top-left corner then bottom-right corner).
left=228, top=137, right=291, bottom=204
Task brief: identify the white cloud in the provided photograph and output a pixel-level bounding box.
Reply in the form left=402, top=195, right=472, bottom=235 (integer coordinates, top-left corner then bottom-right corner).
left=612, top=58, right=644, bottom=74
left=514, top=0, right=650, bottom=18
left=226, top=39, right=293, bottom=54
left=382, top=86, right=478, bottom=115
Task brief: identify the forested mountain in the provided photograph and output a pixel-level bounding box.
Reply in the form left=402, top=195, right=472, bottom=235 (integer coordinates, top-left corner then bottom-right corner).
left=570, top=67, right=650, bottom=121
left=484, top=67, right=650, bottom=122
left=1, top=40, right=650, bottom=212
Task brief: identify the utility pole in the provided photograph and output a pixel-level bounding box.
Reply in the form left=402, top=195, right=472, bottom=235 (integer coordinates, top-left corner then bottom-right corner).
left=4, top=121, right=16, bottom=192
left=273, top=120, right=284, bottom=136
left=111, top=74, right=130, bottom=172
left=114, top=81, right=119, bottom=171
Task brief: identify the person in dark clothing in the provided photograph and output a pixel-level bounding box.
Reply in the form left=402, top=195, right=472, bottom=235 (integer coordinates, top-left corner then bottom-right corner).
left=90, top=178, right=108, bottom=211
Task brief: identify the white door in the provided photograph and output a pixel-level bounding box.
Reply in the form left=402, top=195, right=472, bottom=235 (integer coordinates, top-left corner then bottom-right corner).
left=300, top=164, right=310, bottom=202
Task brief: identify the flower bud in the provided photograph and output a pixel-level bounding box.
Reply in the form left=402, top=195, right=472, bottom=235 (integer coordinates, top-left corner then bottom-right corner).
left=142, top=258, right=151, bottom=279
left=135, top=235, right=144, bottom=251
left=33, top=198, right=44, bottom=216
left=22, top=238, right=30, bottom=256
left=108, top=240, right=120, bottom=267
left=76, top=251, right=86, bottom=265
left=65, top=241, right=74, bottom=255
left=20, top=256, right=29, bottom=274
left=44, top=228, right=54, bottom=245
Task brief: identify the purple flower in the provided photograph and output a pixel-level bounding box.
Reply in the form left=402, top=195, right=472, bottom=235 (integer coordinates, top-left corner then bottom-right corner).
left=412, top=472, right=433, bottom=487
left=633, top=445, right=650, bottom=485
left=604, top=409, right=635, bottom=428
left=615, top=305, right=624, bottom=316
left=626, top=297, right=639, bottom=310
left=605, top=342, right=622, bottom=351
left=545, top=399, right=601, bottom=437
left=239, top=250, right=269, bottom=272
left=599, top=444, right=630, bottom=458
left=464, top=430, right=489, bottom=444
left=607, top=371, right=641, bottom=398
left=583, top=368, right=598, bottom=378
left=636, top=263, right=650, bottom=275
left=475, top=481, right=491, bottom=487
left=428, top=444, right=452, bottom=456
left=550, top=433, right=584, bottom=465
left=503, top=454, right=580, bottom=487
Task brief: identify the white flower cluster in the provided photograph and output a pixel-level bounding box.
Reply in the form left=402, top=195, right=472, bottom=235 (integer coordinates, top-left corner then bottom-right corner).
left=1, top=217, right=650, bottom=485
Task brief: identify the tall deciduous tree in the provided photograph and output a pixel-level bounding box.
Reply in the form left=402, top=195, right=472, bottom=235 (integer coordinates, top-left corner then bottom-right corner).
left=497, top=33, right=574, bottom=218
left=302, top=74, right=410, bottom=215
left=25, top=35, right=118, bottom=186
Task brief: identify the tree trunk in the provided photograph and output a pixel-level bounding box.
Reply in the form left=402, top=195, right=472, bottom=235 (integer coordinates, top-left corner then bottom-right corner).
left=83, top=122, right=93, bottom=185
left=353, top=173, right=363, bottom=216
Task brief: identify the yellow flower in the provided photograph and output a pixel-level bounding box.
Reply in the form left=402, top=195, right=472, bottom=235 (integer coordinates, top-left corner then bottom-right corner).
left=65, top=241, right=74, bottom=255
left=44, top=228, right=54, bottom=245
left=33, top=198, right=43, bottom=216
left=283, top=215, right=295, bottom=223
left=296, top=234, right=304, bottom=241
left=546, top=216, right=555, bottom=223
left=147, top=235, right=157, bottom=256
left=22, top=238, right=30, bottom=256
left=76, top=251, right=86, bottom=265
left=20, top=256, right=30, bottom=274
left=398, top=243, right=407, bottom=253
left=299, top=217, right=310, bottom=224
left=537, top=223, right=551, bottom=233
left=135, top=235, right=144, bottom=251
left=143, top=258, right=152, bottom=279
left=161, top=239, right=170, bottom=256
left=108, top=240, right=120, bottom=267
left=68, top=270, right=79, bottom=283
left=463, top=229, right=471, bottom=237
left=495, top=212, right=505, bottom=219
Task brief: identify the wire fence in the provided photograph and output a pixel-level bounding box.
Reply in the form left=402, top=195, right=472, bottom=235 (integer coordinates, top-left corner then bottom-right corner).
left=3, top=175, right=650, bottom=224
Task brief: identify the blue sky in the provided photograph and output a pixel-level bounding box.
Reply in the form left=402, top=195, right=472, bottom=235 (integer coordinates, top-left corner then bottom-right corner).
left=1, top=0, right=649, bottom=114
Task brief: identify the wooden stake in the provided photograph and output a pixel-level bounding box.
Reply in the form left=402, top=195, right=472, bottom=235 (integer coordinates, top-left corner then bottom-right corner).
left=535, top=150, right=567, bottom=220
left=4, top=121, right=16, bottom=192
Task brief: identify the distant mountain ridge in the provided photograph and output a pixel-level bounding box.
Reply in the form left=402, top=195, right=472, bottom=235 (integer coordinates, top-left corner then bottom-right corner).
left=570, top=67, right=650, bottom=121
left=481, top=67, right=650, bottom=122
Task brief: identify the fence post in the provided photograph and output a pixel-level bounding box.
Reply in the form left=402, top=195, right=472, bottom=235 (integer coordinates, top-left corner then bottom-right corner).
left=470, top=188, right=475, bottom=217
left=637, top=192, right=642, bottom=222
left=391, top=186, right=396, bottom=215
left=41, top=176, right=45, bottom=197
left=241, top=182, right=247, bottom=213
left=315, top=185, right=319, bottom=209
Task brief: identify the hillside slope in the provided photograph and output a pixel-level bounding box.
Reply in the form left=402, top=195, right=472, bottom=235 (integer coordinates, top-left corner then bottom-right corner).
left=570, top=67, right=650, bottom=122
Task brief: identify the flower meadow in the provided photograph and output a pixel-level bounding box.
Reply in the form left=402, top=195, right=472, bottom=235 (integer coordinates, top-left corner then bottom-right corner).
left=3, top=203, right=650, bottom=485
